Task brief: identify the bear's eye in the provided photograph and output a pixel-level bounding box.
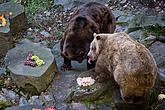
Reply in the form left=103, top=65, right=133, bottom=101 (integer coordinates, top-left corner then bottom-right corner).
left=79, top=51, right=85, bottom=57
left=91, top=47, right=96, bottom=51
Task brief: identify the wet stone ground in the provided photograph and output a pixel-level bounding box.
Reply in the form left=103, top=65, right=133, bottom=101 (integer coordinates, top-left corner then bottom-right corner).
left=49, top=43, right=90, bottom=109
left=0, top=0, right=165, bottom=110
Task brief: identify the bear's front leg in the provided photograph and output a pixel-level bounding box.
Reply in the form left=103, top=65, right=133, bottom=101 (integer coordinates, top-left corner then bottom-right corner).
left=94, top=63, right=110, bottom=83
left=81, top=68, right=108, bottom=83
left=95, top=72, right=110, bottom=83
left=61, top=56, right=72, bottom=71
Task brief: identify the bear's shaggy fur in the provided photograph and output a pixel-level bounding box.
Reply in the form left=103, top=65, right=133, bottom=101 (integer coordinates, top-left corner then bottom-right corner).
left=60, top=2, right=116, bottom=70
left=87, top=32, right=158, bottom=103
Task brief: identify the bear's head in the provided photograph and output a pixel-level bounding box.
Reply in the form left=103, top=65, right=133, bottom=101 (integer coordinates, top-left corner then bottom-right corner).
left=87, top=33, right=107, bottom=64
left=62, top=16, right=99, bottom=63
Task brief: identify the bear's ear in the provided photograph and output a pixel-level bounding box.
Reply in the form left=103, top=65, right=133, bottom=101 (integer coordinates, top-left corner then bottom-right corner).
left=96, top=36, right=101, bottom=40
left=75, top=16, right=87, bottom=28
left=93, top=33, right=97, bottom=37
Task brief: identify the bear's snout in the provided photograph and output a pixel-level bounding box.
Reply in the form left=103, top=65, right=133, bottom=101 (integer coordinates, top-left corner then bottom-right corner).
left=87, top=53, right=93, bottom=64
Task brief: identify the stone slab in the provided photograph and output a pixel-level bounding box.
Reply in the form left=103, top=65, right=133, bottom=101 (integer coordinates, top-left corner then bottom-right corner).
left=0, top=2, right=28, bottom=58
left=5, top=39, right=59, bottom=94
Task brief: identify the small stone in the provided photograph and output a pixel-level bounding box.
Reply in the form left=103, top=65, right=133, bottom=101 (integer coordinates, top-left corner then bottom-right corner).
left=40, top=41, right=48, bottom=46
left=159, top=68, right=165, bottom=81
left=69, top=12, right=74, bottom=15
left=4, top=79, right=11, bottom=88
left=46, top=12, right=51, bottom=16
left=56, top=20, right=62, bottom=24
left=34, top=28, right=39, bottom=32
left=48, top=27, right=52, bottom=31
left=19, top=96, right=28, bottom=106
left=0, top=77, right=5, bottom=87
left=154, top=100, right=165, bottom=110
left=2, top=88, right=19, bottom=100
left=43, top=95, right=53, bottom=102
left=143, top=35, right=156, bottom=41
left=112, top=10, right=124, bottom=19
left=30, top=95, right=38, bottom=100
left=120, top=0, right=127, bottom=4
left=7, top=78, right=11, bottom=81
left=40, top=30, right=51, bottom=37
left=5, top=105, right=45, bottom=110
left=34, top=36, right=41, bottom=42
left=71, top=103, right=89, bottom=110
left=27, top=31, right=32, bottom=36
left=0, top=68, right=6, bottom=75
left=115, top=25, right=126, bottom=32
left=0, top=94, right=7, bottom=102
left=44, top=11, right=48, bottom=14
left=158, top=36, right=165, bottom=43
left=104, top=4, right=108, bottom=7
left=98, top=103, right=112, bottom=110
left=56, top=103, right=68, bottom=110
left=123, top=4, right=127, bottom=8
left=28, top=96, right=44, bottom=105
left=0, top=94, right=11, bottom=108
left=28, top=28, right=32, bottom=31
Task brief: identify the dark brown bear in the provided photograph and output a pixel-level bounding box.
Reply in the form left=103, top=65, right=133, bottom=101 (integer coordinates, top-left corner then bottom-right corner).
left=60, top=2, right=116, bottom=71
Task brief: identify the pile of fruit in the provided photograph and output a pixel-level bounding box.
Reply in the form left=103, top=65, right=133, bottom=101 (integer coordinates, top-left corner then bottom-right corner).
left=24, top=53, right=45, bottom=67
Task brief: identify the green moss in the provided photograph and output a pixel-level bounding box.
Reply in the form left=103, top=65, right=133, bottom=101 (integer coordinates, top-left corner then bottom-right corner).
left=11, top=0, right=59, bottom=17
left=55, top=31, right=64, bottom=38
left=143, top=24, right=165, bottom=37
left=25, top=0, right=54, bottom=15
left=95, top=90, right=113, bottom=106
left=0, top=101, right=11, bottom=110
left=0, top=77, right=4, bottom=88
left=84, top=90, right=114, bottom=109
left=116, top=22, right=128, bottom=27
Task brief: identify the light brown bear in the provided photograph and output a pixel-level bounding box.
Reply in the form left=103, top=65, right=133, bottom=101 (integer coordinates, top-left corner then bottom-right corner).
left=87, top=32, right=158, bottom=103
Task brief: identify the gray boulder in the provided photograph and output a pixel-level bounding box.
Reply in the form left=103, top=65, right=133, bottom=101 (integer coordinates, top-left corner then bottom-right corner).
left=149, top=41, right=165, bottom=81
left=113, top=10, right=134, bottom=32
left=71, top=103, right=89, bottom=110
left=54, top=0, right=108, bottom=11
left=128, top=30, right=156, bottom=47
left=5, top=39, right=59, bottom=94
left=66, top=69, right=113, bottom=102
left=128, top=14, right=165, bottom=33
left=0, top=2, right=28, bottom=34
left=0, top=2, right=28, bottom=58
left=128, top=30, right=145, bottom=41
left=0, top=94, right=11, bottom=110
left=5, top=105, right=45, bottom=110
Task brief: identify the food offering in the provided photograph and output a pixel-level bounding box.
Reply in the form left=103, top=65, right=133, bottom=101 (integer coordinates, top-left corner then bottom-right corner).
left=0, top=12, right=12, bottom=28
left=0, top=15, right=7, bottom=27
left=24, top=53, right=45, bottom=67
left=76, top=77, right=95, bottom=87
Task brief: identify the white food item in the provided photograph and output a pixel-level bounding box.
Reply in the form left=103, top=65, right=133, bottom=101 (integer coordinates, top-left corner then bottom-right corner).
left=76, top=77, right=95, bottom=86
left=158, top=94, right=165, bottom=101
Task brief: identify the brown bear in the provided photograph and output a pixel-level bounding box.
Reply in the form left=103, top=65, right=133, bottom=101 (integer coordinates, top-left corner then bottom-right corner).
left=87, top=32, right=158, bottom=103
left=60, top=2, right=116, bottom=71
